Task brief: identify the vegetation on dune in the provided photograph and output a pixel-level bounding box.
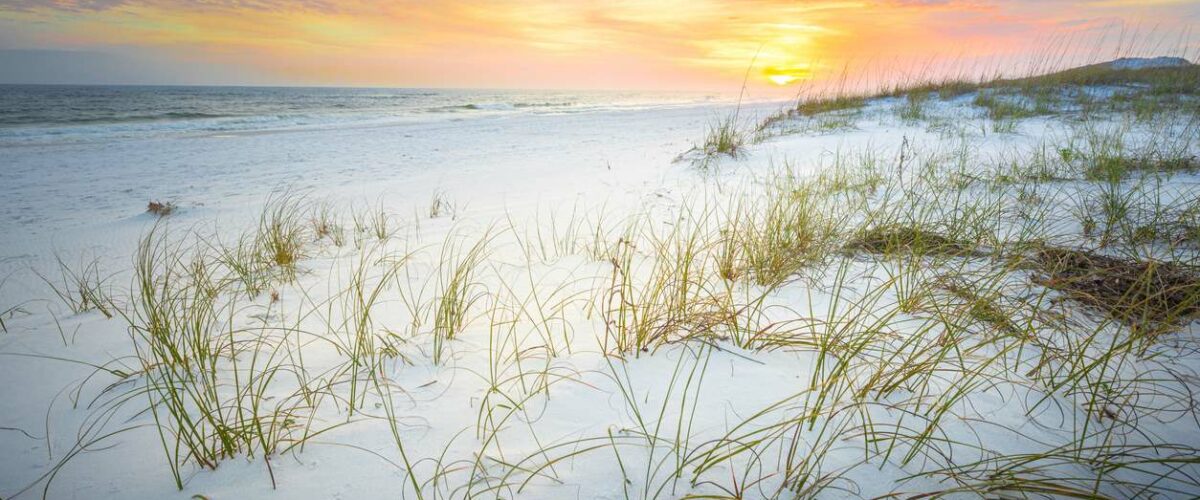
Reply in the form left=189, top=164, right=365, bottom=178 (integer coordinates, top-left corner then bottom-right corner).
left=427, top=190, right=457, bottom=219
left=258, top=191, right=308, bottom=271
left=35, top=253, right=114, bottom=319
left=1008, top=61, right=1200, bottom=95
left=973, top=91, right=1045, bottom=121
left=796, top=95, right=866, bottom=116
left=844, top=225, right=977, bottom=257
left=700, top=114, right=744, bottom=158
left=753, top=56, right=1199, bottom=143
left=1033, top=246, right=1200, bottom=336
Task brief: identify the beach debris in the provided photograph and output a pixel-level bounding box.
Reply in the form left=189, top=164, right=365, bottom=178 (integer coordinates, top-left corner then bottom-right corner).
left=147, top=200, right=177, bottom=217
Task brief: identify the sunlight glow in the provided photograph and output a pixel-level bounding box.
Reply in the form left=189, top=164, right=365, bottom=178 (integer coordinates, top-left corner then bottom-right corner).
left=767, top=74, right=800, bottom=86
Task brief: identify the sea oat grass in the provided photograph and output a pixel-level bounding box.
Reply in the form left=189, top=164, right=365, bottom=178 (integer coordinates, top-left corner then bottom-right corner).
left=113, top=226, right=317, bottom=488
left=257, top=191, right=309, bottom=272
left=36, top=254, right=115, bottom=318
left=796, top=95, right=866, bottom=116
left=431, top=229, right=493, bottom=364
left=701, top=114, right=744, bottom=159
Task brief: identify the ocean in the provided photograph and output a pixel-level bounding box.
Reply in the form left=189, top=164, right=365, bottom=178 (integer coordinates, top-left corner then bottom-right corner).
left=0, top=85, right=727, bottom=145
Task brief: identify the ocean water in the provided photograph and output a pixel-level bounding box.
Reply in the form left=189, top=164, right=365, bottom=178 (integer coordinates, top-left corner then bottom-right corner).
left=0, top=85, right=726, bottom=145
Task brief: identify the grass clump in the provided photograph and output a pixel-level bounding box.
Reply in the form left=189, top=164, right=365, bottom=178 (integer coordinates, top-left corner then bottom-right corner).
left=884, top=78, right=979, bottom=99
left=350, top=201, right=393, bottom=242
left=431, top=230, right=492, bottom=364
left=116, top=227, right=314, bottom=489
left=601, top=234, right=727, bottom=355
left=844, top=225, right=977, bottom=257
left=1032, top=246, right=1200, bottom=336
left=973, top=92, right=1039, bottom=121
left=429, top=190, right=457, bottom=219
left=1083, top=154, right=1199, bottom=182
left=257, top=192, right=308, bottom=271
left=898, top=91, right=930, bottom=122
left=796, top=95, right=866, bottom=116
left=215, top=234, right=271, bottom=298
left=309, top=202, right=345, bottom=246
left=701, top=114, right=744, bottom=158
left=37, top=254, right=114, bottom=318
left=755, top=104, right=859, bottom=140
left=737, top=181, right=841, bottom=286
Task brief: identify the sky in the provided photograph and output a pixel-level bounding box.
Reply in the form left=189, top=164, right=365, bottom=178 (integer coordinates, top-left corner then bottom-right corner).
left=0, top=0, right=1198, bottom=91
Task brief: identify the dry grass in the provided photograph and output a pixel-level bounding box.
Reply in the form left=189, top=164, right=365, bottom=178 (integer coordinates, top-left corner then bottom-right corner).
left=844, top=226, right=978, bottom=257
left=1032, top=246, right=1200, bottom=335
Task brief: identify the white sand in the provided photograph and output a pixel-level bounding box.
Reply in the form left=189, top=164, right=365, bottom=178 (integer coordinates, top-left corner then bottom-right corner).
left=2, top=88, right=1199, bottom=498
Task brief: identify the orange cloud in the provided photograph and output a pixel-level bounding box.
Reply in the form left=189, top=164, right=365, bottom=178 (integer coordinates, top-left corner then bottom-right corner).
left=0, top=0, right=1196, bottom=89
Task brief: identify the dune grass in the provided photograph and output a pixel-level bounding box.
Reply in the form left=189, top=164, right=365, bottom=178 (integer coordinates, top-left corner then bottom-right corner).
left=310, top=201, right=346, bottom=247
left=258, top=191, right=309, bottom=273
left=428, top=190, right=457, bottom=219
left=36, top=253, right=114, bottom=319
left=431, top=229, right=492, bottom=364
left=699, top=114, right=744, bottom=162
left=117, top=225, right=316, bottom=488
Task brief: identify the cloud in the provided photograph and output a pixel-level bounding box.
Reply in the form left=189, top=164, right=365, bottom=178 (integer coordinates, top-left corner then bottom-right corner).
left=0, top=0, right=1196, bottom=88
left=0, top=0, right=343, bottom=13
left=0, top=48, right=275, bottom=84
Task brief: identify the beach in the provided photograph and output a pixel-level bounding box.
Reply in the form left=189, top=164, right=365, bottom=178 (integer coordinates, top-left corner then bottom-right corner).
left=3, top=63, right=1200, bottom=498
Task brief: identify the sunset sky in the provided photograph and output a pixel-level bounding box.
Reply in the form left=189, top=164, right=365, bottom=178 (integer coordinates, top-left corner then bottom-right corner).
left=1, top=0, right=1197, bottom=91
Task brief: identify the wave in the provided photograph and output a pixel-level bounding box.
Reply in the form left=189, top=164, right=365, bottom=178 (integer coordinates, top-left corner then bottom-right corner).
left=426, top=101, right=575, bottom=113
left=0, top=86, right=728, bottom=146
left=426, top=103, right=515, bottom=112
left=0, top=111, right=235, bottom=127
left=515, top=101, right=575, bottom=108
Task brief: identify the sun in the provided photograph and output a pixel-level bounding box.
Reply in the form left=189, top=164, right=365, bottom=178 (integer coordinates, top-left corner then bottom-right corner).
left=763, top=65, right=811, bottom=86
left=767, top=74, right=801, bottom=85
